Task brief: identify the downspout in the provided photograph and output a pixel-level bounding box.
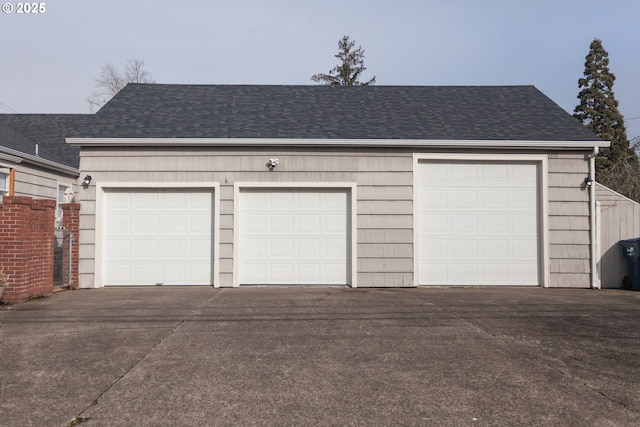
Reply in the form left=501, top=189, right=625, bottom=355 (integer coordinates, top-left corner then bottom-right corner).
left=589, top=147, right=600, bottom=289
left=9, top=168, right=15, bottom=196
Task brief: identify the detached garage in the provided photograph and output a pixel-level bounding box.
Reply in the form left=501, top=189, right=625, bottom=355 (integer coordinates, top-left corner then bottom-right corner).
left=69, top=84, right=608, bottom=289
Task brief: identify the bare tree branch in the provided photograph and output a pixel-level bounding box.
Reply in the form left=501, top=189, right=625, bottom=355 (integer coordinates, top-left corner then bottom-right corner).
left=87, top=59, right=154, bottom=112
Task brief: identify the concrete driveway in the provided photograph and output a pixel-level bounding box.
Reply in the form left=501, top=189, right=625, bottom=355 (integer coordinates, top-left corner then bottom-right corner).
left=1, top=287, right=640, bottom=426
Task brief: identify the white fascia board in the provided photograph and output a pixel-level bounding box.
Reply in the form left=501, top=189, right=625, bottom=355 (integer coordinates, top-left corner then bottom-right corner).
left=0, top=145, right=78, bottom=175
left=0, top=150, right=23, bottom=163
left=66, top=137, right=611, bottom=150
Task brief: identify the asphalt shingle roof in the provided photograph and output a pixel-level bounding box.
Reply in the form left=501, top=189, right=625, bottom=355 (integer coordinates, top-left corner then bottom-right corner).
left=0, top=124, right=69, bottom=165
left=85, top=84, right=601, bottom=142
left=0, top=114, right=89, bottom=168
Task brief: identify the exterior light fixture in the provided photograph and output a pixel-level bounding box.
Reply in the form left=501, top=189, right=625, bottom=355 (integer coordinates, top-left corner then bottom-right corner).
left=584, top=176, right=593, bottom=187
left=82, top=175, right=92, bottom=188
left=266, top=158, right=279, bottom=170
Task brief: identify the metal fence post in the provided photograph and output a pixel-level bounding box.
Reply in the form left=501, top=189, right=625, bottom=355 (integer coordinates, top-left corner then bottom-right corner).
left=68, top=231, right=73, bottom=288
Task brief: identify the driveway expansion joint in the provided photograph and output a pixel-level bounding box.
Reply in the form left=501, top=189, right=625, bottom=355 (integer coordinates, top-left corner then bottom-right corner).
left=418, top=294, right=640, bottom=416
left=69, top=289, right=223, bottom=424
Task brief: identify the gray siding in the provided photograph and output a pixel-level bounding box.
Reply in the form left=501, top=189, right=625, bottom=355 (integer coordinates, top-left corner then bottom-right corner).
left=596, top=183, right=640, bottom=288
left=547, top=153, right=591, bottom=288
left=77, top=146, right=593, bottom=289
left=12, top=163, right=75, bottom=200
left=78, top=147, right=414, bottom=288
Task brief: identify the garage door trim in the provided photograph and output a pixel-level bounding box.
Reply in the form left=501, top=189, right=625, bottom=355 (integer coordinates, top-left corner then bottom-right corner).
left=413, top=154, right=549, bottom=287
left=233, top=182, right=358, bottom=288
left=95, top=182, right=220, bottom=288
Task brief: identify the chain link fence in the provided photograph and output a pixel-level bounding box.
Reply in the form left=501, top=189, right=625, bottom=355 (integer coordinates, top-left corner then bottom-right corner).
left=54, top=227, right=73, bottom=288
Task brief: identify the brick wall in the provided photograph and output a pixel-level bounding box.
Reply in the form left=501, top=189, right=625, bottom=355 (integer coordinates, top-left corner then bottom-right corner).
left=61, top=203, right=80, bottom=290
left=0, top=196, right=80, bottom=303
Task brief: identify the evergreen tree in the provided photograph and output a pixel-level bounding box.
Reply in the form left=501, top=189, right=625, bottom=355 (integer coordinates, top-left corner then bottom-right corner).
left=574, top=39, right=640, bottom=200
left=574, top=39, right=638, bottom=175
left=311, top=36, right=376, bottom=86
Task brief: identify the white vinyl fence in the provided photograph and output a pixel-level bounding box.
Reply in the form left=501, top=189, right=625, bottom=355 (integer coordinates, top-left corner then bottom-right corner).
left=596, top=183, right=640, bottom=288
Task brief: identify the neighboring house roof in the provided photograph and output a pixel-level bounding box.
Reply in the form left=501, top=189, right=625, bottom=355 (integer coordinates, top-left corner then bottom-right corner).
left=0, top=124, right=79, bottom=175
left=0, top=114, right=90, bottom=169
left=82, top=84, right=602, bottom=142
left=0, top=124, right=66, bottom=163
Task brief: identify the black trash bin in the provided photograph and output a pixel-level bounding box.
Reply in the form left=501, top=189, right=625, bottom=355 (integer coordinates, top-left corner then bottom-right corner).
left=619, top=238, right=640, bottom=291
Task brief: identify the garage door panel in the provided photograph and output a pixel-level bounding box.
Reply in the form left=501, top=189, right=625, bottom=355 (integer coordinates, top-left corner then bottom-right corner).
left=512, top=191, right=537, bottom=208
left=450, top=191, right=477, bottom=208
left=190, top=239, right=212, bottom=256
left=107, top=193, right=131, bottom=209
left=512, top=164, right=537, bottom=182
left=481, top=164, right=507, bottom=182
left=134, top=193, right=158, bottom=209
left=325, top=192, right=347, bottom=208
left=419, top=161, right=540, bottom=286
left=451, top=164, right=477, bottom=182
left=297, top=239, right=320, bottom=257
left=106, top=214, right=131, bottom=231
left=240, top=239, right=266, bottom=257
left=162, top=240, right=186, bottom=258
left=298, top=264, right=321, bottom=282
left=452, top=264, right=478, bottom=281
left=512, top=215, right=537, bottom=233
left=420, top=215, right=446, bottom=232
left=452, top=240, right=477, bottom=257
left=190, top=214, right=212, bottom=233
left=162, top=215, right=186, bottom=233
left=105, top=264, right=130, bottom=283
left=270, top=192, right=294, bottom=208
left=480, top=191, right=508, bottom=208
left=297, top=215, right=321, bottom=232
left=451, top=215, right=477, bottom=233
left=512, top=239, right=538, bottom=257
left=481, top=215, right=508, bottom=233
left=420, top=189, right=446, bottom=209
left=421, top=238, right=447, bottom=257
left=242, top=263, right=266, bottom=282
left=134, top=240, right=158, bottom=257
left=103, top=189, right=213, bottom=286
left=298, top=192, right=321, bottom=209
left=325, top=238, right=347, bottom=257
left=511, top=264, right=539, bottom=284
left=239, top=189, right=349, bottom=285
left=163, top=265, right=186, bottom=282
left=271, top=239, right=294, bottom=257
left=105, top=239, right=130, bottom=258
left=162, top=192, right=186, bottom=208
left=481, top=264, right=509, bottom=283
left=134, top=216, right=158, bottom=234
left=482, top=240, right=508, bottom=257
left=134, top=264, right=158, bottom=283
left=271, top=214, right=294, bottom=232
left=324, top=263, right=347, bottom=282
left=271, top=264, right=294, bottom=282
left=241, top=213, right=266, bottom=232
left=189, top=264, right=211, bottom=283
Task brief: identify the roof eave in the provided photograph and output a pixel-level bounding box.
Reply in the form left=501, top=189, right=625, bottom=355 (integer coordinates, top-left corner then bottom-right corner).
left=66, top=137, right=610, bottom=150
left=0, top=146, right=79, bottom=176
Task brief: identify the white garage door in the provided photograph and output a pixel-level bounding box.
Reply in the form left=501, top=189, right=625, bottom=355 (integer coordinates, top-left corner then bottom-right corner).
left=418, top=161, right=540, bottom=286
left=239, top=188, right=349, bottom=285
left=103, top=188, right=213, bottom=286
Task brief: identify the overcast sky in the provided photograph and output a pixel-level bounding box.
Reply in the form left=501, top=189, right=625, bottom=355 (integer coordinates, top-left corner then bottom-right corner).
left=1, top=0, right=639, bottom=140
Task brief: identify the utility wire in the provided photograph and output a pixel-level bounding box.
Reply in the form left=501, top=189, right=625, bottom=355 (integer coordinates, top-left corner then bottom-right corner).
left=0, top=102, right=19, bottom=113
